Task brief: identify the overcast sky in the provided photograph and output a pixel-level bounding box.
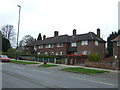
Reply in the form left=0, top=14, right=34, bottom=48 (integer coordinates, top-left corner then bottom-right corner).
left=0, top=0, right=119, bottom=46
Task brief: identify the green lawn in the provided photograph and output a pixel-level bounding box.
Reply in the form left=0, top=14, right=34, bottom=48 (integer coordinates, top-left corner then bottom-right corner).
left=10, top=60, right=39, bottom=64
left=38, top=64, right=58, bottom=68
left=61, top=67, right=110, bottom=74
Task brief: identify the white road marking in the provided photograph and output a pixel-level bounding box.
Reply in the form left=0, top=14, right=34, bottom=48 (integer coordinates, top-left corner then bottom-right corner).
left=32, top=70, right=50, bottom=74
left=70, top=76, right=116, bottom=86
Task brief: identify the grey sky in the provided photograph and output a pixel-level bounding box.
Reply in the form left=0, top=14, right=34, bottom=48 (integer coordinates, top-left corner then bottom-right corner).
left=0, top=0, right=119, bottom=47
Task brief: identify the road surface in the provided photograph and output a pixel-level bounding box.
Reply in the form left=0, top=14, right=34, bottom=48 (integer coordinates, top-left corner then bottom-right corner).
left=2, top=63, right=118, bottom=88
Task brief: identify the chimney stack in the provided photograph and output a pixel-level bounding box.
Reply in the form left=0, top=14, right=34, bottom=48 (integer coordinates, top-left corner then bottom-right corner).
left=54, top=31, right=59, bottom=37
left=97, top=28, right=100, bottom=38
left=43, top=35, right=46, bottom=40
left=73, top=29, right=76, bottom=35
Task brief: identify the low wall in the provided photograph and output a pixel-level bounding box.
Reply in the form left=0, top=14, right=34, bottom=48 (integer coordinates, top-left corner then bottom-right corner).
left=85, top=61, right=119, bottom=70
left=66, top=58, right=86, bottom=65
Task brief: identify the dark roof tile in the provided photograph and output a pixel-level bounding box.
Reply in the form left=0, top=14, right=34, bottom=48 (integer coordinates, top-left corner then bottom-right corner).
left=26, top=32, right=106, bottom=46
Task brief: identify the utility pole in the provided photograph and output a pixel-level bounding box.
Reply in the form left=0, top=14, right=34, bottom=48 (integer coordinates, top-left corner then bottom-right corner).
left=16, top=5, right=21, bottom=60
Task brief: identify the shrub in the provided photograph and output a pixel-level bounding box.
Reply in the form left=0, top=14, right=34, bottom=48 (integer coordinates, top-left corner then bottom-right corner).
left=67, top=54, right=88, bottom=59
left=56, top=59, right=65, bottom=64
left=88, top=53, right=100, bottom=62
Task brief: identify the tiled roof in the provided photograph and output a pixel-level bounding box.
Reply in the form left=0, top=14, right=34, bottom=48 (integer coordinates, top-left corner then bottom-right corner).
left=26, top=32, right=106, bottom=46
left=111, top=35, right=120, bottom=41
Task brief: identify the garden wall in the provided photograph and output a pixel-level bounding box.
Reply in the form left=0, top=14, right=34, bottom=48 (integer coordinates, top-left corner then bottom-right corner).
left=85, top=61, right=119, bottom=70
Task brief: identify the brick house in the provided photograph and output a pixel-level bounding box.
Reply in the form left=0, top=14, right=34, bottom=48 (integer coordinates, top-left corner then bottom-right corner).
left=25, top=28, right=106, bottom=57
left=112, top=35, right=120, bottom=59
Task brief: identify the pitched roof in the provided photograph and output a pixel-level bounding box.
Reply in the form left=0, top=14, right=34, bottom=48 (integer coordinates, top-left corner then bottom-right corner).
left=69, top=32, right=105, bottom=42
left=111, top=35, right=120, bottom=41
left=26, top=32, right=106, bottom=46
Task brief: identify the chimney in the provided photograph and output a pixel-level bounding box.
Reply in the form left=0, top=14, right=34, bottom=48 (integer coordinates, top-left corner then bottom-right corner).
left=54, top=31, right=59, bottom=37
left=73, top=29, right=76, bottom=35
left=43, top=35, right=46, bottom=40
left=97, top=28, right=100, bottom=38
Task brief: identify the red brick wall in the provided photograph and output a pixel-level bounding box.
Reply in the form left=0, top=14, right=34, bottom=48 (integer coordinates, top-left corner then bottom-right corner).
left=37, top=43, right=68, bottom=55
left=85, top=61, right=118, bottom=70
left=113, top=42, right=120, bottom=59
left=77, top=41, right=105, bottom=57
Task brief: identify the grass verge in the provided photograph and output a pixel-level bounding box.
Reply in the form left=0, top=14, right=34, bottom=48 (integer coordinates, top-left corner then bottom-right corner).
left=61, top=67, right=110, bottom=74
left=10, top=60, right=39, bottom=64
left=38, top=64, right=58, bottom=68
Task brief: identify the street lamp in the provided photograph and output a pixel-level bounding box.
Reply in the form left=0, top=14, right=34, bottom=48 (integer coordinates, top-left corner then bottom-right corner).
left=16, top=5, right=21, bottom=60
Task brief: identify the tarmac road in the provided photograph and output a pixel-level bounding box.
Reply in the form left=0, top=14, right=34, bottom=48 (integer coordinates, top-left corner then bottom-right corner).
left=2, top=62, right=119, bottom=88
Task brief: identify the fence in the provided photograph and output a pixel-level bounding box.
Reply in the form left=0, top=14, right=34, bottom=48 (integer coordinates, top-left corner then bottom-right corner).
left=36, top=58, right=55, bottom=63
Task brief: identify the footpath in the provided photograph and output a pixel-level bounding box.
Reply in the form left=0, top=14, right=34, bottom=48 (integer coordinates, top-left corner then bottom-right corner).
left=10, top=59, right=119, bottom=73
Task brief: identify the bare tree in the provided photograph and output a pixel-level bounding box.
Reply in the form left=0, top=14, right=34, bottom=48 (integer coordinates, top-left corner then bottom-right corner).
left=1, top=25, right=15, bottom=40
left=19, top=35, right=34, bottom=47
left=1, top=25, right=16, bottom=47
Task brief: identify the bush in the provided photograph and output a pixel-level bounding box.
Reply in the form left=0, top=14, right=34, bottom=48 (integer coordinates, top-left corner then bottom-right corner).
left=67, top=54, right=88, bottom=59
left=88, top=53, right=100, bottom=62
left=56, top=59, right=65, bottom=64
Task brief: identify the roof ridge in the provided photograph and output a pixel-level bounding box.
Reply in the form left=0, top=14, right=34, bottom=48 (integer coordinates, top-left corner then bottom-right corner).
left=46, top=34, right=69, bottom=39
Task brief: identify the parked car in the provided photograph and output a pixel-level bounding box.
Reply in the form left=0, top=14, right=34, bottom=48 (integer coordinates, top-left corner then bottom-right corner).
left=18, top=56, right=24, bottom=60
left=0, top=55, right=10, bottom=62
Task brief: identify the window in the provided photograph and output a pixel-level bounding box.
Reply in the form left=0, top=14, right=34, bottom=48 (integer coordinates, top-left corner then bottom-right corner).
left=34, top=46, right=37, bottom=51
left=55, top=52, right=59, bottom=55
left=81, top=41, right=88, bottom=45
left=46, top=44, right=49, bottom=48
left=57, top=43, right=63, bottom=47
left=73, top=52, right=77, bottom=54
left=71, top=42, right=77, bottom=47
left=60, top=51, right=64, bottom=55
left=117, top=41, right=120, bottom=46
left=39, top=45, right=43, bottom=49
left=46, top=44, right=54, bottom=48
left=50, top=44, right=54, bottom=48
left=45, top=52, right=48, bottom=55
left=82, top=51, right=87, bottom=55
left=95, top=41, right=98, bottom=45
left=37, top=52, right=40, bottom=55
left=51, top=52, right=54, bottom=55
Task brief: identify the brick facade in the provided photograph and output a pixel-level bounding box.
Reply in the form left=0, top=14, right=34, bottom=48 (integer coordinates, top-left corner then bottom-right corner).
left=25, top=29, right=106, bottom=58
left=113, top=42, right=120, bottom=59
left=36, top=43, right=68, bottom=55
left=77, top=41, right=105, bottom=57
left=112, top=35, right=120, bottom=59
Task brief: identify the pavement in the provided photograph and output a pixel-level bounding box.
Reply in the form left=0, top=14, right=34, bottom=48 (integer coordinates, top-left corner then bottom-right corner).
left=9, top=58, right=119, bottom=81
left=10, top=58, right=119, bottom=72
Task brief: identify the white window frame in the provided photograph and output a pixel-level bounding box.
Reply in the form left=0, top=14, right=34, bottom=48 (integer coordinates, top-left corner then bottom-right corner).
left=39, top=45, right=43, bottom=49
left=60, top=51, right=64, bottom=55
left=71, top=42, right=77, bottom=47
left=37, top=52, right=40, bottom=55
left=57, top=43, right=63, bottom=47
left=51, top=52, right=54, bottom=55
left=117, top=41, right=120, bottom=46
left=34, top=46, right=37, bottom=51
left=95, top=41, right=99, bottom=46
left=46, top=44, right=49, bottom=48
left=50, top=44, right=54, bottom=48
left=45, top=52, right=48, bottom=55
left=46, top=44, right=54, bottom=48
left=81, top=41, right=88, bottom=45
left=82, top=51, right=87, bottom=55
left=55, top=52, right=59, bottom=55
